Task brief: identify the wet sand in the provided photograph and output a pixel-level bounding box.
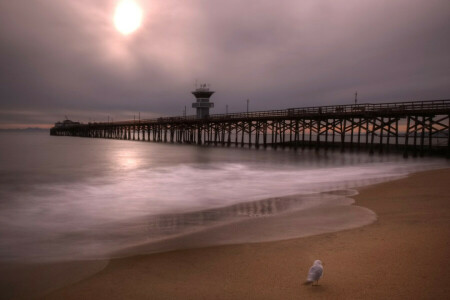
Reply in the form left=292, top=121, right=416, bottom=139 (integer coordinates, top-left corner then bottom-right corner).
left=0, top=260, right=108, bottom=300
left=38, top=167, right=450, bottom=299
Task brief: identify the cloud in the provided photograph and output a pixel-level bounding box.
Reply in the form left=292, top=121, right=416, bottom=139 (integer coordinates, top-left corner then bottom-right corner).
left=0, top=0, right=449, bottom=127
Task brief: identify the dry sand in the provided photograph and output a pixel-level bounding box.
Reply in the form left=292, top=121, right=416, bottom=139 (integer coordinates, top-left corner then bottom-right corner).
left=14, top=168, right=450, bottom=299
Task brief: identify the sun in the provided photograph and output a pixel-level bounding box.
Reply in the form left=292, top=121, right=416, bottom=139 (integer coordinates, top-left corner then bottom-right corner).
left=114, top=0, right=143, bottom=35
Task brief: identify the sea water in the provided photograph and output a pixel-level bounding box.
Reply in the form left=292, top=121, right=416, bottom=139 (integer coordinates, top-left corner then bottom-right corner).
left=0, top=132, right=447, bottom=262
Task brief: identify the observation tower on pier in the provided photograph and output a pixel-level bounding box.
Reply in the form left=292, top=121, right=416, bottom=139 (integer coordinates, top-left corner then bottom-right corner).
left=192, top=84, right=215, bottom=118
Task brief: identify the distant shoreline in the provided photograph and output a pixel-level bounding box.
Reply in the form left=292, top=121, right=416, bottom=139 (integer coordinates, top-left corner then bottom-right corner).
left=0, top=128, right=49, bottom=132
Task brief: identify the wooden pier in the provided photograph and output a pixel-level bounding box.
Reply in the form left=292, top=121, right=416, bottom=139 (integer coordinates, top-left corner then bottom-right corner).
left=50, top=99, right=450, bottom=157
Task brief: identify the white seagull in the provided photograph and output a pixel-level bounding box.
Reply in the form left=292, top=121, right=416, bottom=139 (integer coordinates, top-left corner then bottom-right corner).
left=304, top=260, right=324, bottom=286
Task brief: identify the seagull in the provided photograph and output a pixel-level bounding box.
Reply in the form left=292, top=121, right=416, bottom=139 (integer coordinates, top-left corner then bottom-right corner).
left=304, top=260, right=324, bottom=286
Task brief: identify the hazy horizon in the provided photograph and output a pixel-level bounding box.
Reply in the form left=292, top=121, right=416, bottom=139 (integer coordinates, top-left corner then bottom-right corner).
left=1, top=0, right=450, bottom=128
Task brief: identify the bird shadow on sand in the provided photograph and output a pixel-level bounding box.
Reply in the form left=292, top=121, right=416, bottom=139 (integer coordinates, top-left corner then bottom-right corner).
left=301, top=284, right=328, bottom=294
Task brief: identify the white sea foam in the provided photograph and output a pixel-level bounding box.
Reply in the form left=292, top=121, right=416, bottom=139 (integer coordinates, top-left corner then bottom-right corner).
left=0, top=159, right=444, bottom=262
left=0, top=133, right=447, bottom=261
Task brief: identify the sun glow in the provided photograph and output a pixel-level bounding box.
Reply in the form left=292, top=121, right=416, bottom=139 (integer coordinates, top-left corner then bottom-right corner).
left=114, top=1, right=143, bottom=35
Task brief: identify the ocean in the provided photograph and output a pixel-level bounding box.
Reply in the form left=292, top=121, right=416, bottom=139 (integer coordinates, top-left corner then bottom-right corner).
left=0, top=132, right=447, bottom=262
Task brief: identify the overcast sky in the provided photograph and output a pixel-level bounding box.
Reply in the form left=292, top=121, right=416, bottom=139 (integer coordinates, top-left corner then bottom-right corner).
left=1, top=0, right=449, bottom=128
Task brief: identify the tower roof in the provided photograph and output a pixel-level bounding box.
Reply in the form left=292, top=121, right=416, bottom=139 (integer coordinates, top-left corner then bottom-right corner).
left=192, top=84, right=215, bottom=98
left=192, top=90, right=215, bottom=98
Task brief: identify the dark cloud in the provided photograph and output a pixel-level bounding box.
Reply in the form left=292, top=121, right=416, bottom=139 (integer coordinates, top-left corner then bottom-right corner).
left=1, top=0, right=449, bottom=127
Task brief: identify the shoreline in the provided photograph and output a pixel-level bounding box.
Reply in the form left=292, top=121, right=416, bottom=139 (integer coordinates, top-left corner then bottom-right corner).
left=39, top=167, right=450, bottom=299
left=0, top=168, right=450, bottom=299
left=0, top=185, right=378, bottom=299
left=109, top=188, right=377, bottom=260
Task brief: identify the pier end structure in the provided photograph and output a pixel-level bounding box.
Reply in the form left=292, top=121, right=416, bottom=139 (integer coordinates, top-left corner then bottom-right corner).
left=192, top=84, right=214, bottom=118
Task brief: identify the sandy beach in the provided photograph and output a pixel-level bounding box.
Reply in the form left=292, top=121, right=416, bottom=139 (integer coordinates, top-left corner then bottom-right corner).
left=37, top=167, right=449, bottom=299
left=1, top=167, right=448, bottom=299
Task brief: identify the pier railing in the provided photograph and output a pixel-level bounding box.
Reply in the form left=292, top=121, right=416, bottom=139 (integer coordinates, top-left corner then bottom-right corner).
left=97, top=99, right=450, bottom=125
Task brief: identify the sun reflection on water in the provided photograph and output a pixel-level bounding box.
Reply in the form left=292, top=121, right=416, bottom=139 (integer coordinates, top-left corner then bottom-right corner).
left=115, top=149, right=141, bottom=170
